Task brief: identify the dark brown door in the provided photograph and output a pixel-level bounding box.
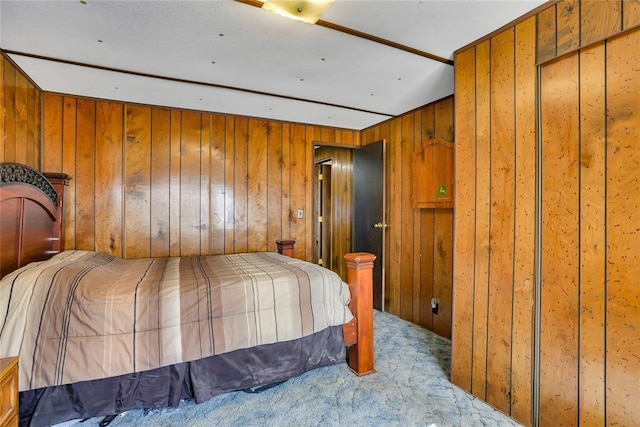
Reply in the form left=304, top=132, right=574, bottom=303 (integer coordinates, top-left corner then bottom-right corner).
left=353, top=140, right=385, bottom=310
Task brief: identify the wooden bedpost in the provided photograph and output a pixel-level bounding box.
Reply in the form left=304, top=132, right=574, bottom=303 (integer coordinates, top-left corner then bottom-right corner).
left=275, top=239, right=295, bottom=258
left=344, top=252, right=376, bottom=376
left=275, top=239, right=375, bottom=376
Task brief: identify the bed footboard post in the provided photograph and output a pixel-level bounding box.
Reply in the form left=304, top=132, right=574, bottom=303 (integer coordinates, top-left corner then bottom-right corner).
left=276, top=239, right=296, bottom=257
left=43, top=172, right=71, bottom=252
left=344, top=252, right=376, bottom=376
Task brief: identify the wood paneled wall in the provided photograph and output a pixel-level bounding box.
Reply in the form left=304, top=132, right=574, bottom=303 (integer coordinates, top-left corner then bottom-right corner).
left=540, top=28, right=640, bottom=427
left=537, top=0, right=640, bottom=64
left=453, top=2, right=640, bottom=425
left=0, top=56, right=41, bottom=169
left=361, top=97, right=454, bottom=339
left=41, top=93, right=360, bottom=261
left=452, top=17, right=536, bottom=422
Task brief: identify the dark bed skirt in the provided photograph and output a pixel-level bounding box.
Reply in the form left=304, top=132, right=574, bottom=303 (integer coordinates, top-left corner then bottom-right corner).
left=20, top=326, right=346, bottom=427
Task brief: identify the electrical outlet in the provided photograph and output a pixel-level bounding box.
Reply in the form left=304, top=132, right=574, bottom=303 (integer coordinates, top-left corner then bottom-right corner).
left=297, top=209, right=304, bottom=219
left=431, top=297, right=439, bottom=314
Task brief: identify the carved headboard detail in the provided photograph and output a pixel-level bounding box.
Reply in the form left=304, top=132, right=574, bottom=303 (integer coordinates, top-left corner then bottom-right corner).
left=0, top=163, right=70, bottom=278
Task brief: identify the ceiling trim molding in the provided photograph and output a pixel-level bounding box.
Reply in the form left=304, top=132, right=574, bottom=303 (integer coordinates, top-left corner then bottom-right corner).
left=235, top=0, right=454, bottom=66
left=4, top=50, right=395, bottom=118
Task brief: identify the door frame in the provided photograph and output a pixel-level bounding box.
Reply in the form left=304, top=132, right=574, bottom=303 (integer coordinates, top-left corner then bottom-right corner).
left=312, top=143, right=355, bottom=281
left=352, top=139, right=386, bottom=311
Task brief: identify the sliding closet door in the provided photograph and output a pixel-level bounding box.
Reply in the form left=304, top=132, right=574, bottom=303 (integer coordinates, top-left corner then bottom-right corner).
left=604, top=29, right=640, bottom=426
left=540, top=51, right=581, bottom=427
left=539, top=28, right=640, bottom=426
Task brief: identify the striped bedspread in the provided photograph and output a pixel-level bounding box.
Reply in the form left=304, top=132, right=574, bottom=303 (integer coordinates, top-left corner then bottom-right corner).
left=0, top=251, right=353, bottom=391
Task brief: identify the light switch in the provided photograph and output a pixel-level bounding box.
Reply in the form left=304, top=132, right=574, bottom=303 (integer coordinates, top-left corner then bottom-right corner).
left=297, top=209, right=304, bottom=219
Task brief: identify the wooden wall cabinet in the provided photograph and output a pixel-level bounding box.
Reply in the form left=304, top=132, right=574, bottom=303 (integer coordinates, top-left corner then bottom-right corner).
left=0, top=357, right=18, bottom=427
left=413, top=139, right=454, bottom=209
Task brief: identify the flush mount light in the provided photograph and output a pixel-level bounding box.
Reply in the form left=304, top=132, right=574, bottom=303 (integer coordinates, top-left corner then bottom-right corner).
left=262, top=0, right=335, bottom=24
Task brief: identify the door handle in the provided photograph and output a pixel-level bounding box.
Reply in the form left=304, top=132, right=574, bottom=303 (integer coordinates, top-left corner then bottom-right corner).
left=373, top=222, right=388, bottom=229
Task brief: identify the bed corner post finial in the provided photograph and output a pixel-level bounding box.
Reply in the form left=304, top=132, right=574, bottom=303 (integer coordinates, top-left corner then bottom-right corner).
left=276, top=239, right=296, bottom=257
left=344, top=252, right=376, bottom=376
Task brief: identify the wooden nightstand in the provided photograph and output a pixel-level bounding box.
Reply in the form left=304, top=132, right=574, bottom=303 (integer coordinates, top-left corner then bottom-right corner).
left=0, top=357, right=18, bottom=427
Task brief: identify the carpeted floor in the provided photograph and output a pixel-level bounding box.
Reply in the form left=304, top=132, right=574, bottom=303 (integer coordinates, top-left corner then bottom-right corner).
left=65, top=311, right=521, bottom=427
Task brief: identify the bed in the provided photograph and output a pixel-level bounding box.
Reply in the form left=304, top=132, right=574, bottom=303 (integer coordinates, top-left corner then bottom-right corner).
left=0, top=162, right=375, bottom=427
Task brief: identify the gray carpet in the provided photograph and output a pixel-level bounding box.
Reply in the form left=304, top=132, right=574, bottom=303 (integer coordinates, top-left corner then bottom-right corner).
left=65, top=311, right=522, bottom=427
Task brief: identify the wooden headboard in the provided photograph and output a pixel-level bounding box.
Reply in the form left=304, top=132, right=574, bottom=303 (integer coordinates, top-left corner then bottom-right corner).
left=0, top=163, right=70, bottom=278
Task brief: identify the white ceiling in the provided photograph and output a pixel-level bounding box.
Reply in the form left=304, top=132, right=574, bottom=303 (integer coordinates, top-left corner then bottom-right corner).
left=0, top=0, right=547, bottom=130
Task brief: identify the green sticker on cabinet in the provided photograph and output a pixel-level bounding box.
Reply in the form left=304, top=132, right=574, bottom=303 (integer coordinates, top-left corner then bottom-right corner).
left=437, top=184, right=448, bottom=197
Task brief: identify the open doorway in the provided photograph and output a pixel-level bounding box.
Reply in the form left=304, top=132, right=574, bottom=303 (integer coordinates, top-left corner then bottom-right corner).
left=313, top=146, right=353, bottom=281
left=313, top=160, right=332, bottom=268
left=313, top=142, right=386, bottom=310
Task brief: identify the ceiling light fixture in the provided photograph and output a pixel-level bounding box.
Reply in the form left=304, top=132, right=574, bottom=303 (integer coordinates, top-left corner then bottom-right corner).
left=261, top=0, right=335, bottom=24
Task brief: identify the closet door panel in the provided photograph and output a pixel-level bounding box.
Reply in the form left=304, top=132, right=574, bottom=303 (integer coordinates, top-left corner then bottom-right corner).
left=540, top=52, right=580, bottom=427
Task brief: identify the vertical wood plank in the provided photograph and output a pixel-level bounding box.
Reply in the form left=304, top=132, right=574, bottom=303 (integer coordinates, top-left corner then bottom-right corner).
left=26, top=83, right=36, bottom=167
left=267, top=121, right=283, bottom=252
left=341, top=129, right=355, bottom=146
left=320, top=127, right=335, bottom=142
left=32, top=83, right=41, bottom=169
left=14, top=71, right=28, bottom=165
left=419, top=105, right=435, bottom=328
left=209, top=114, right=226, bottom=255
left=333, top=128, right=343, bottom=144
left=362, top=128, right=375, bottom=145
left=281, top=123, right=291, bottom=241
left=224, top=117, right=235, bottom=254
left=486, top=29, right=516, bottom=414
left=578, top=41, right=606, bottom=427
left=412, top=111, right=422, bottom=323
left=150, top=108, right=171, bottom=257
left=75, top=98, right=96, bottom=251
left=421, top=104, right=435, bottom=141
left=434, top=97, right=454, bottom=141
left=95, top=101, right=124, bottom=257
left=200, top=114, right=210, bottom=255
left=537, top=4, right=557, bottom=63
left=169, top=110, right=182, bottom=256
left=304, top=127, right=315, bottom=261
left=606, top=29, right=640, bottom=427
left=3, top=59, right=16, bottom=162
left=511, top=16, right=537, bottom=425
left=234, top=117, right=249, bottom=253
left=400, top=113, right=415, bottom=321
left=386, top=118, right=402, bottom=316
left=540, top=52, right=580, bottom=427
left=248, top=119, right=268, bottom=252
left=556, top=0, right=580, bottom=56
left=472, top=40, right=491, bottom=401
left=433, top=209, right=453, bottom=339
left=42, top=94, right=63, bottom=172
left=623, top=0, right=640, bottom=29
left=419, top=210, right=434, bottom=329
left=62, top=97, right=77, bottom=249
left=180, top=111, right=203, bottom=256
left=581, top=0, right=622, bottom=46
left=289, top=124, right=306, bottom=259
left=451, top=46, right=476, bottom=392
left=124, top=105, right=152, bottom=258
